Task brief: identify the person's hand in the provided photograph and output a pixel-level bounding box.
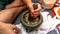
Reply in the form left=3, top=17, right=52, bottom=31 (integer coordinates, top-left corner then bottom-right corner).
left=28, top=3, right=41, bottom=18
left=6, top=0, right=25, bottom=9
left=23, top=0, right=41, bottom=18
left=0, top=22, right=21, bottom=34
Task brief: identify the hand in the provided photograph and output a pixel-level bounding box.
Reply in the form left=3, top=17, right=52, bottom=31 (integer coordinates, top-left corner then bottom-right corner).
left=6, top=0, right=25, bottom=9
left=29, top=3, right=41, bottom=18
left=23, top=0, right=42, bottom=18
left=0, top=22, right=21, bottom=34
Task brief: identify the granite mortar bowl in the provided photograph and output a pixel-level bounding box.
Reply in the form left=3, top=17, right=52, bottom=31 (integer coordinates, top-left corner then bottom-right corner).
left=20, top=4, right=43, bottom=32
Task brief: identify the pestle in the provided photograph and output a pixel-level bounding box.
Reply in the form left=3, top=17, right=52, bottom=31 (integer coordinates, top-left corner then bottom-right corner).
left=20, top=3, right=43, bottom=32
left=28, top=3, right=39, bottom=23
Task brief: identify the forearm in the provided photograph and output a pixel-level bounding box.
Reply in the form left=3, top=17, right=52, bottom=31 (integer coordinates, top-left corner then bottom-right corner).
left=23, top=0, right=33, bottom=6
left=0, top=8, right=20, bottom=23
left=0, top=6, right=26, bottom=23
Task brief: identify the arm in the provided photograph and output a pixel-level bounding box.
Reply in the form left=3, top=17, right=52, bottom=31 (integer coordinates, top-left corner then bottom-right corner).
left=0, top=5, right=26, bottom=23
left=6, top=0, right=25, bottom=9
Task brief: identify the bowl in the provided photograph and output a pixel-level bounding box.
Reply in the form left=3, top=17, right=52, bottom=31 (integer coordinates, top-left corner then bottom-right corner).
left=20, top=9, right=43, bottom=32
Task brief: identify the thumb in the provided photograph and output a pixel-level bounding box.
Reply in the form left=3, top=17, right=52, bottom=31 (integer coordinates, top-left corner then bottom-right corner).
left=28, top=3, right=34, bottom=13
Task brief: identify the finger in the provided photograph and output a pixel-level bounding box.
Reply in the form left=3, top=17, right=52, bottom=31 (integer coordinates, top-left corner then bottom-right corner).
left=30, top=12, right=39, bottom=17
left=6, top=0, right=24, bottom=9
left=31, top=12, right=40, bottom=18
left=32, top=11, right=40, bottom=15
left=33, top=15, right=39, bottom=18
left=31, top=11, right=40, bottom=16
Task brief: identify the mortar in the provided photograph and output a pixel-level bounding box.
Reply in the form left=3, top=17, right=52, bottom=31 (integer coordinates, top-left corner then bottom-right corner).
left=20, top=3, right=43, bottom=32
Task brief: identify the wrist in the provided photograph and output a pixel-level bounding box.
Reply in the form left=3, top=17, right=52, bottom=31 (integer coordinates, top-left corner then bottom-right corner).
left=23, top=0, right=33, bottom=5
